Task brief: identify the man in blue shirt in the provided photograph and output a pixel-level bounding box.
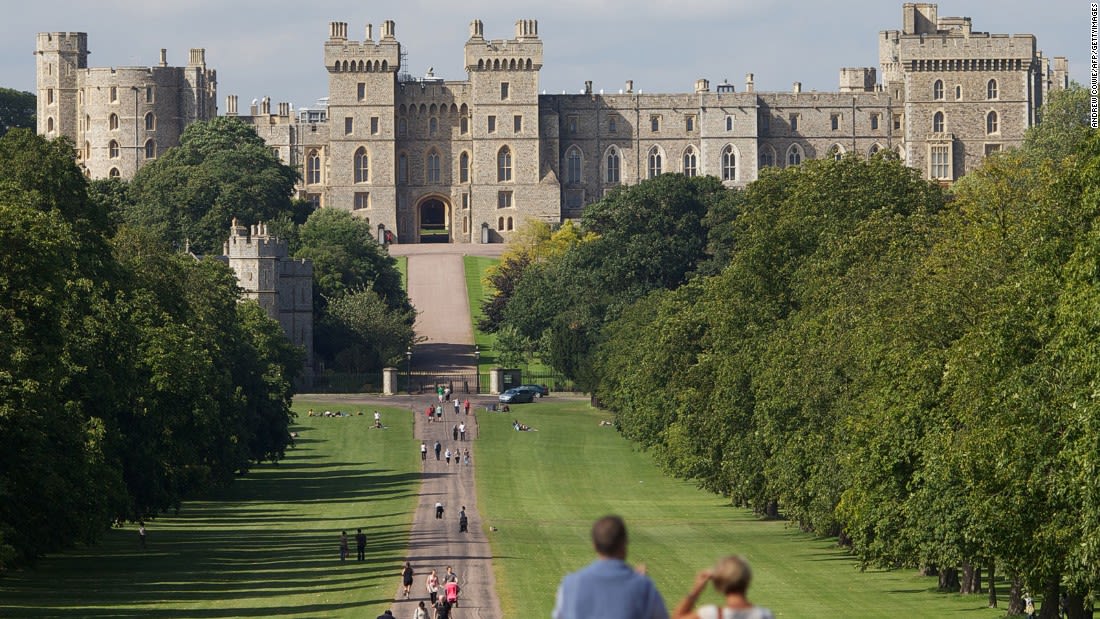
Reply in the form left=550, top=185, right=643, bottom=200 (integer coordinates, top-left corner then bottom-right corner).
left=552, top=515, right=669, bottom=619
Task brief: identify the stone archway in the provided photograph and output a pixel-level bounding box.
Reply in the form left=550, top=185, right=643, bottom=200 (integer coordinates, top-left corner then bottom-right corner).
left=416, top=197, right=451, bottom=243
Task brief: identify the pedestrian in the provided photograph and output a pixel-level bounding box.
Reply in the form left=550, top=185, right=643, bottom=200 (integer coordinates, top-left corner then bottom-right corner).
left=552, top=515, right=668, bottom=619
left=339, top=531, right=350, bottom=562
left=445, top=447, right=452, bottom=464
left=453, top=398, right=460, bottom=415
left=463, top=448, right=470, bottom=466
left=426, top=569, right=441, bottom=605
left=435, top=600, right=452, bottom=619
left=464, top=399, right=471, bottom=415
left=459, top=507, right=468, bottom=533
left=436, top=502, right=445, bottom=519
left=376, top=610, right=395, bottom=619
left=444, top=566, right=458, bottom=584
left=138, top=521, right=146, bottom=549
left=414, top=601, right=429, bottom=619
left=444, top=386, right=451, bottom=400
left=421, top=442, right=428, bottom=461
left=671, top=555, right=775, bottom=619
left=401, top=561, right=414, bottom=598
left=434, top=440, right=441, bottom=460
left=435, top=404, right=443, bottom=420
left=437, top=385, right=444, bottom=403
left=453, top=424, right=459, bottom=441
left=459, top=422, right=466, bottom=441
left=356, top=528, right=367, bottom=561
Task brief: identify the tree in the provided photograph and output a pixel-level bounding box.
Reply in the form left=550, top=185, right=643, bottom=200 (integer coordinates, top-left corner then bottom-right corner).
left=125, top=117, right=298, bottom=254
left=0, top=88, right=35, bottom=137
left=321, top=289, right=416, bottom=373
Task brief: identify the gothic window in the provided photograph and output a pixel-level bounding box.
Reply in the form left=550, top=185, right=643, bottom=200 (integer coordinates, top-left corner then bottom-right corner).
left=144, top=139, right=156, bottom=159
left=460, top=116, right=469, bottom=134
left=869, top=143, right=882, bottom=156
left=109, top=140, right=120, bottom=159
left=144, top=112, right=155, bottom=131
left=566, top=146, right=582, bottom=184
left=685, top=115, right=696, bottom=132
left=721, top=145, right=736, bottom=181
left=986, top=110, right=999, bottom=134
left=987, top=79, right=999, bottom=100
left=759, top=145, right=776, bottom=168
left=145, top=86, right=154, bottom=103
left=870, top=113, right=880, bottom=131
left=497, top=146, right=512, bottom=182
left=606, top=146, right=621, bottom=184
left=109, top=86, right=118, bottom=102
left=498, top=217, right=505, bottom=231
left=109, top=113, right=119, bottom=130
left=354, top=147, right=369, bottom=183
left=459, top=152, right=470, bottom=183
left=933, top=111, right=945, bottom=133
left=306, top=150, right=321, bottom=184
left=109, top=167, right=120, bottom=178
left=789, top=114, right=799, bottom=132
left=507, top=216, right=514, bottom=231
left=650, top=115, right=661, bottom=132
left=46, top=117, right=54, bottom=132
left=786, top=144, right=803, bottom=167
left=683, top=147, right=698, bottom=177
left=398, top=153, right=408, bottom=184
left=608, top=117, right=617, bottom=133
left=427, top=151, right=441, bottom=183
left=830, top=114, right=840, bottom=131
left=726, top=115, right=734, bottom=131
left=647, top=146, right=662, bottom=178
left=933, top=79, right=944, bottom=100
left=827, top=144, right=844, bottom=161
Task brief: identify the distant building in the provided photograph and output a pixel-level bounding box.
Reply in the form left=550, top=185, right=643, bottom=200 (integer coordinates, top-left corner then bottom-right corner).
left=34, top=32, right=216, bottom=179
left=38, top=3, right=1069, bottom=244
left=222, top=219, right=314, bottom=384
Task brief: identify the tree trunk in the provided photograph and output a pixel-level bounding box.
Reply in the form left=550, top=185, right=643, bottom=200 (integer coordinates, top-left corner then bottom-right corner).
left=837, top=530, right=852, bottom=548
left=1039, top=579, right=1060, bottom=619
left=987, top=561, right=998, bottom=608
left=960, top=562, right=978, bottom=594
left=919, top=565, right=937, bottom=577
left=939, top=567, right=960, bottom=591
left=1009, top=579, right=1024, bottom=616
left=765, top=499, right=779, bottom=520
left=1066, top=591, right=1085, bottom=619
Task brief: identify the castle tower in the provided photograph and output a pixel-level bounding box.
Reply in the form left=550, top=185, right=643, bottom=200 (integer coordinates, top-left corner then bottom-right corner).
left=35, top=33, right=88, bottom=143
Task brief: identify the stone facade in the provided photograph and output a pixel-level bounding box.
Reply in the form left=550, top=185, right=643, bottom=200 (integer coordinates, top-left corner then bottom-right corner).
left=34, top=32, right=217, bottom=179
left=222, top=220, right=314, bottom=384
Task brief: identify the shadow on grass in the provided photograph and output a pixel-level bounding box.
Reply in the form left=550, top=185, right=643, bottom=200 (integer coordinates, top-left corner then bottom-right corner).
left=0, top=431, right=421, bottom=618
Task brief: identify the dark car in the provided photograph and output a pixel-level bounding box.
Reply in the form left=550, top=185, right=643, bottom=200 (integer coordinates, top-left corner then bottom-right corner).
left=499, top=387, right=536, bottom=404
left=517, top=384, right=549, bottom=397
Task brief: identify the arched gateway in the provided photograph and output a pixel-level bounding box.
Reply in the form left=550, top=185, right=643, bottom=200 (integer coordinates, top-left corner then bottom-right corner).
left=416, top=197, right=451, bottom=243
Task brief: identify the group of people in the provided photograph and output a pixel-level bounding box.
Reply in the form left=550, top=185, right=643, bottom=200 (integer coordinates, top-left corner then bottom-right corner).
left=379, top=564, right=461, bottom=619
left=552, top=516, right=775, bottom=619
left=338, top=528, right=369, bottom=562
left=423, top=440, right=471, bottom=466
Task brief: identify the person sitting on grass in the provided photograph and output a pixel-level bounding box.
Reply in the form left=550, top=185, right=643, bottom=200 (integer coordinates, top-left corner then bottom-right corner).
left=671, top=555, right=775, bottom=619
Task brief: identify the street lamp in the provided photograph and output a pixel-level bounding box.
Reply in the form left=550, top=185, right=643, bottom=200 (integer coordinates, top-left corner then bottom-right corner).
left=474, top=345, right=480, bottom=394
left=406, top=346, right=412, bottom=395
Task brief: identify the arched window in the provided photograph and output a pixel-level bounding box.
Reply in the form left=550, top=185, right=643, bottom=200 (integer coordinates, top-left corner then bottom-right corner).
left=721, top=145, right=737, bottom=180
left=606, top=147, right=621, bottom=183
left=566, top=146, right=582, bottom=184
left=144, top=112, right=155, bottom=131
left=786, top=144, right=803, bottom=167
left=46, top=117, right=54, bottom=132
left=894, top=144, right=905, bottom=163
left=108, top=167, right=120, bottom=178
left=647, top=146, right=662, bottom=178
left=725, top=115, right=734, bottom=131
left=427, top=150, right=441, bottom=184
left=986, top=110, right=999, bottom=134
left=398, top=118, right=408, bottom=136
left=682, top=147, right=698, bottom=177
left=354, top=147, right=369, bottom=183
left=932, top=111, right=945, bottom=133
left=459, top=151, right=470, bottom=183
left=506, top=216, right=514, bottom=231
left=109, top=140, right=120, bottom=159
left=759, top=145, right=776, bottom=168
left=498, top=216, right=505, bottom=230
left=306, top=150, right=321, bottom=184
left=869, top=143, right=882, bottom=156
left=429, top=117, right=438, bottom=136
left=827, top=144, right=844, bottom=161
left=497, top=146, right=512, bottom=182
left=109, top=113, right=119, bottom=130
left=144, top=139, right=156, bottom=159
left=933, top=79, right=944, bottom=100
left=987, top=79, right=999, bottom=100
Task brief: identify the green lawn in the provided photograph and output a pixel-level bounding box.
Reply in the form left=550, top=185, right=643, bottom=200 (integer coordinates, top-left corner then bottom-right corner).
left=0, top=401, right=419, bottom=618
left=394, top=255, right=408, bottom=291
left=476, top=400, right=1007, bottom=618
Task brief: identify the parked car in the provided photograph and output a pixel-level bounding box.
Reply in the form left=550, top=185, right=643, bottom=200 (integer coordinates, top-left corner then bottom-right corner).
left=517, top=384, right=549, bottom=397
left=499, top=387, right=536, bottom=404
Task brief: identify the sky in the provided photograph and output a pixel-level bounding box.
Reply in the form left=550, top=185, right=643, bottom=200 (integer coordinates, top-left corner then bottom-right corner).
left=2, top=1, right=1086, bottom=111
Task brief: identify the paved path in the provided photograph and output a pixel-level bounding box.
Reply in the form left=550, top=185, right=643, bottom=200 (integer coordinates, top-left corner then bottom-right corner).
left=384, top=243, right=505, bottom=618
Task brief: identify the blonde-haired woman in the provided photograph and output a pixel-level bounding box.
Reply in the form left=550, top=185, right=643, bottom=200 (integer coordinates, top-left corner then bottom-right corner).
left=672, top=555, right=774, bottom=619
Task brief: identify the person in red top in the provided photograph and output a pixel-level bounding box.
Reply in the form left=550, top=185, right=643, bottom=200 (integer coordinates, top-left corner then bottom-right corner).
left=463, top=399, right=471, bottom=415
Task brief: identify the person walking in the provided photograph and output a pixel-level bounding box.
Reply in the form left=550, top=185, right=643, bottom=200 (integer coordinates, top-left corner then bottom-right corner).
left=463, top=399, right=471, bottom=416
left=339, top=531, right=350, bottom=562
left=459, top=507, right=468, bottom=533
left=452, top=424, right=459, bottom=442
left=355, top=528, right=367, bottom=561
left=138, top=522, right=146, bottom=549
left=458, top=422, right=466, bottom=442
left=426, top=569, right=441, bottom=606
left=436, top=502, right=445, bottom=519
left=463, top=448, right=470, bottom=466
left=435, top=404, right=443, bottom=421
left=421, top=442, right=428, bottom=461
left=401, top=561, right=415, bottom=598
left=552, top=515, right=668, bottom=619
left=453, top=398, right=460, bottom=415
left=414, top=601, right=429, bottom=619
left=671, top=555, right=775, bottom=619
left=434, top=440, right=441, bottom=461
left=444, top=447, right=452, bottom=464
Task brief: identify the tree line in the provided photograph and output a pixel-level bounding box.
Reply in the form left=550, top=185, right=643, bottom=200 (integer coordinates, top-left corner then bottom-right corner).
left=482, top=86, right=1096, bottom=617
left=0, top=117, right=411, bottom=572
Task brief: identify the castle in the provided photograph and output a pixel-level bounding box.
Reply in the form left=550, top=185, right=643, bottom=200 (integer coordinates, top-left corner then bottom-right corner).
left=37, top=3, right=1069, bottom=245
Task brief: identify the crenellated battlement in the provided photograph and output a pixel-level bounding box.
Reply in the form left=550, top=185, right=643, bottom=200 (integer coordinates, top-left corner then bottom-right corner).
left=325, top=20, right=400, bottom=74
left=223, top=219, right=289, bottom=260
left=464, top=20, right=543, bottom=73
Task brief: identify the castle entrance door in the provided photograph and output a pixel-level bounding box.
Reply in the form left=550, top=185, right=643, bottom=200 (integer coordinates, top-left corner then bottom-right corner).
left=417, top=197, right=450, bottom=243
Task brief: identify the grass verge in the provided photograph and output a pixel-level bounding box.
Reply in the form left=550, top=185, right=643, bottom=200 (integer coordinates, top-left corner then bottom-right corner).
left=475, top=399, right=1007, bottom=618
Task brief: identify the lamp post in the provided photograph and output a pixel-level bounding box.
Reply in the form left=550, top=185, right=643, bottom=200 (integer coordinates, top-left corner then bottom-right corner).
left=406, top=346, right=412, bottom=395
left=474, top=345, right=480, bottom=394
